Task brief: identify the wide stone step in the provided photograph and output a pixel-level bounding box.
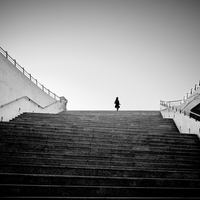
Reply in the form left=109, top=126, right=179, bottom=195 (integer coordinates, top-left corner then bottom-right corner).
left=1, top=146, right=200, bottom=162
left=0, top=121, right=180, bottom=135
left=1, top=131, right=199, bottom=148
left=13, top=112, right=171, bottom=118
left=1, top=184, right=200, bottom=197
left=1, top=156, right=199, bottom=173
left=12, top=115, right=176, bottom=123
left=17, top=111, right=164, bottom=118
left=1, top=145, right=200, bottom=161
left=13, top=122, right=178, bottom=132
left=9, top=119, right=179, bottom=130
left=0, top=123, right=196, bottom=141
left=1, top=150, right=199, bottom=165
left=0, top=125, right=185, bottom=137
left=1, top=149, right=200, bottom=169
left=1, top=155, right=200, bottom=171
left=1, top=163, right=199, bottom=179
left=0, top=134, right=197, bottom=152
left=1, top=138, right=200, bottom=155
left=0, top=145, right=200, bottom=163
left=1, top=173, right=200, bottom=187
left=13, top=120, right=175, bottom=127
left=0, top=130, right=188, bottom=146
left=9, top=112, right=177, bottom=123
left=0, top=131, right=200, bottom=149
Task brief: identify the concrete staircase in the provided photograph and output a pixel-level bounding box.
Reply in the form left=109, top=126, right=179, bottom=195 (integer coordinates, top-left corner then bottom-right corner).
left=0, top=110, right=200, bottom=199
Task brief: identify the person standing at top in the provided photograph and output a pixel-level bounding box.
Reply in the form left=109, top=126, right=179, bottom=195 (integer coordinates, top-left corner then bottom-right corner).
left=114, top=97, right=121, bottom=111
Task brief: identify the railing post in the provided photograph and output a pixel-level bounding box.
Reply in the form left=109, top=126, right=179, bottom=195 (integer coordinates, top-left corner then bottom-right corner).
left=5, top=51, right=8, bottom=58
left=14, top=59, right=16, bottom=66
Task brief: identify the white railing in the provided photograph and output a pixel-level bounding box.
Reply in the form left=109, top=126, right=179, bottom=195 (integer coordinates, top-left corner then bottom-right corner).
left=182, top=80, right=200, bottom=103
left=0, top=96, right=66, bottom=121
left=160, top=79, right=200, bottom=121
left=0, top=47, right=60, bottom=101
left=160, top=100, right=200, bottom=122
left=0, top=96, right=58, bottom=109
left=160, top=99, right=182, bottom=108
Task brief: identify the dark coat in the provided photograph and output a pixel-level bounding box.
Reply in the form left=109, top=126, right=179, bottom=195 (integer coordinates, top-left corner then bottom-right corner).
left=114, top=98, right=120, bottom=108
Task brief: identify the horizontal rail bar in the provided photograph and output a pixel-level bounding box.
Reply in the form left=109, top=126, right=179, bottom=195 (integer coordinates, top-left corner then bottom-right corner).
left=160, top=100, right=200, bottom=121
left=0, top=96, right=59, bottom=109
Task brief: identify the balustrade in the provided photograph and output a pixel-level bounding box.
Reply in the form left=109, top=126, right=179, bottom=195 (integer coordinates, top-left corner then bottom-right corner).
left=0, top=47, right=60, bottom=101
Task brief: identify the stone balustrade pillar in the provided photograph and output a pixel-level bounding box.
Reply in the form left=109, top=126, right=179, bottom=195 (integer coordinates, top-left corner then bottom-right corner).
left=60, top=96, right=68, bottom=111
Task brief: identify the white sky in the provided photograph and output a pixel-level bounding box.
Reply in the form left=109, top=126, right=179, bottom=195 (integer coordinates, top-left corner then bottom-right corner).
left=0, top=0, right=200, bottom=110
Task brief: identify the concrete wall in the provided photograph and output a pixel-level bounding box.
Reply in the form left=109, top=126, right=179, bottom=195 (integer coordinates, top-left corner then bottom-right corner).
left=160, top=81, right=200, bottom=139
left=0, top=96, right=66, bottom=121
left=0, top=52, right=67, bottom=121
left=160, top=106, right=200, bottom=139
left=0, top=53, right=56, bottom=106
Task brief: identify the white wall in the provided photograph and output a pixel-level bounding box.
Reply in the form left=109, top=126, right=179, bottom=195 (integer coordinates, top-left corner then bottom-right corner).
left=0, top=52, right=67, bottom=121
left=160, top=106, right=200, bottom=139
left=0, top=96, right=66, bottom=121
left=0, top=53, right=56, bottom=106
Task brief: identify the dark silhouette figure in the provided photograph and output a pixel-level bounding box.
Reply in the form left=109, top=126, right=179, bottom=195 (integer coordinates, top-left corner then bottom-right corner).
left=114, top=97, right=120, bottom=111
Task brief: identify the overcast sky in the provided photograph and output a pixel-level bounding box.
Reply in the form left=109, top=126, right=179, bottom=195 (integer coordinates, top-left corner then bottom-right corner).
left=0, top=0, right=200, bottom=110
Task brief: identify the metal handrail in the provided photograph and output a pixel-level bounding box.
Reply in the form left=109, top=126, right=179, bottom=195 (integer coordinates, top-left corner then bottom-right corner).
left=0, top=96, right=59, bottom=109
left=0, top=47, right=60, bottom=101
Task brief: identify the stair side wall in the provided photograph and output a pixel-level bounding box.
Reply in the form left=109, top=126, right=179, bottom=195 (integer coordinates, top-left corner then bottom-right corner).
left=0, top=53, right=67, bottom=121
left=161, top=107, right=200, bottom=139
